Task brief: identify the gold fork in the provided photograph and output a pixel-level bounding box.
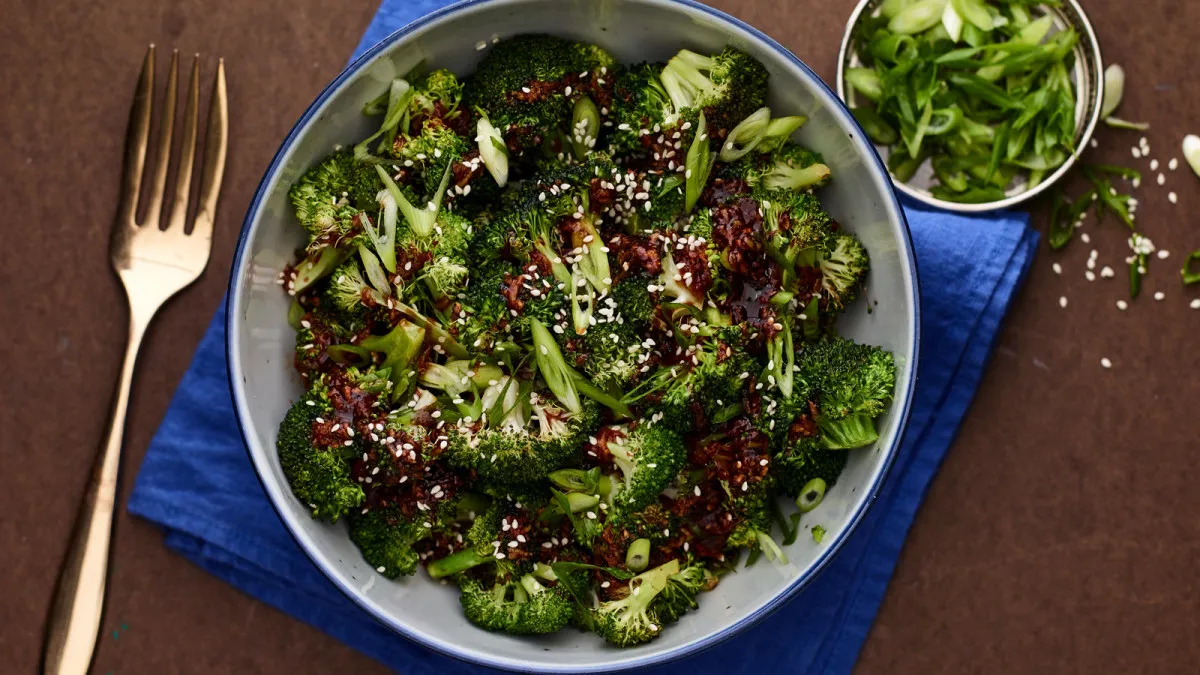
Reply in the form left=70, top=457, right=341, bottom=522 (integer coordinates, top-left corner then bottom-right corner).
left=42, top=45, right=228, bottom=675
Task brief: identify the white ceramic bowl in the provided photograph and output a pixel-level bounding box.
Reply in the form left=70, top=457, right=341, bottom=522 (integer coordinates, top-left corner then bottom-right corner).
left=228, top=0, right=920, bottom=671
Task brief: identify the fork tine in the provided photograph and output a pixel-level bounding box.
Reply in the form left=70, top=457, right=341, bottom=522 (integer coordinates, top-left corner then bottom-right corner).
left=116, top=45, right=155, bottom=227
left=190, top=57, right=228, bottom=244
left=141, top=50, right=178, bottom=228
left=165, top=55, right=200, bottom=231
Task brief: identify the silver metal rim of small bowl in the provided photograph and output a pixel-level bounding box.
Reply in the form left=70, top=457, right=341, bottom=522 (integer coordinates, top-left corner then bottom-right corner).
left=836, top=0, right=1105, bottom=213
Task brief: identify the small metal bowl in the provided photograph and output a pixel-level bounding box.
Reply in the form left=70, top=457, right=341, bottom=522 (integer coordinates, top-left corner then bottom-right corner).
left=836, top=0, right=1104, bottom=212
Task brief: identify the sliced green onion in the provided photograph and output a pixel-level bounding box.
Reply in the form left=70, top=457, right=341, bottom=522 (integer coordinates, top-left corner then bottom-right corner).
left=1183, top=135, right=1200, bottom=179
left=845, top=68, right=884, bottom=102
left=796, top=478, right=827, bottom=512
left=286, top=298, right=305, bottom=329
left=549, top=468, right=600, bottom=493
left=719, top=106, right=771, bottom=162
left=852, top=106, right=898, bottom=145
left=475, top=114, right=508, bottom=187
left=1100, top=64, right=1125, bottom=118
left=326, top=344, right=373, bottom=366
left=889, top=0, right=949, bottom=36
left=570, top=96, right=601, bottom=160
left=1182, top=250, right=1200, bottom=286
left=291, top=246, right=349, bottom=293
left=530, top=319, right=582, bottom=414
left=357, top=244, right=391, bottom=296
left=684, top=112, right=714, bottom=213
left=925, top=106, right=963, bottom=135
left=758, top=115, right=808, bottom=153
left=563, top=492, right=600, bottom=513
left=1105, top=117, right=1150, bottom=131
left=625, top=538, right=651, bottom=572
left=880, top=0, right=916, bottom=19
left=941, top=1, right=963, bottom=42
left=950, top=0, right=991, bottom=31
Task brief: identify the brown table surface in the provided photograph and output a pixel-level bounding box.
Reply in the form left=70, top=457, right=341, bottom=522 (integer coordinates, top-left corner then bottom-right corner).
left=4, top=0, right=1199, bottom=672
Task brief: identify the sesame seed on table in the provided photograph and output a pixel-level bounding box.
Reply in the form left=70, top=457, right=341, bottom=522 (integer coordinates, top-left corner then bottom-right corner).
left=5, top=0, right=1200, bottom=674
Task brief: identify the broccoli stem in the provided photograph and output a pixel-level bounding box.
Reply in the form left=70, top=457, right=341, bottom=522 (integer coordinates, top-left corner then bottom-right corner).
left=625, top=538, right=651, bottom=572
left=519, top=574, right=549, bottom=597
left=427, top=548, right=493, bottom=579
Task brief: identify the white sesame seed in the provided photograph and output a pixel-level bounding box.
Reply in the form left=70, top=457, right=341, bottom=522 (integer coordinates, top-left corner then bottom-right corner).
left=1169, top=158, right=1179, bottom=171
left=1132, top=147, right=1141, bottom=159
left=1085, top=270, right=1095, bottom=281
left=1169, top=192, right=1178, bottom=204
left=1059, top=296, right=1068, bottom=308
left=1100, top=357, right=1112, bottom=369
left=1117, top=300, right=1128, bottom=310
left=377, top=566, right=386, bottom=573
left=1150, top=159, right=1160, bottom=171
left=1100, top=266, right=1115, bottom=278
left=1157, top=173, right=1166, bottom=185
left=1157, top=250, right=1170, bottom=259
left=1154, top=291, right=1166, bottom=301
left=1191, top=299, right=1200, bottom=309
left=1052, top=262, right=1062, bottom=275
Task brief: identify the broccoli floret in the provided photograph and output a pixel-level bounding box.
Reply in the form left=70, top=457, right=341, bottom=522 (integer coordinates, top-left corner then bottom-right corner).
left=409, top=68, right=465, bottom=123
left=610, top=274, right=656, bottom=327
left=394, top=119, right=472, bottom=197
left=659, top=48, right=768, bottom=140
left=774, top=439, right=848, bottom=498
left=653, top=560, right=714, bottom=625
left=289, top=151, right=381, bottom=245
left=608, top=62, right=676, bottom=154
left=817, top=233, right=869, bottom=313
left=459, top=574, right=573, bottom=636
left=347, top=505, right=429, bottom=578
left=600, top=424, right=686, bottom=514
left=321, top=258, right=375, bottom=317
left=799, top=338, right=896, bottom=450
left=446, top=375, right=600, bottom=488
left=631, top=331, right=752, bottom=430
left=723, top=142, right=832, bottom=192
left=276, top=385, right=363, bottom=522
left=454, top=261, right=516, bottom=351
left=725, top=478, right=787, bottom=563
left=464, top=34, right=616, bottom=155
left=592, top=559, right=681, bottom=647
left=627, top=174, right=687, bottom=233
left=758, top=190, right=836, bottom=292
left=580, top=320, right=642, bottom=390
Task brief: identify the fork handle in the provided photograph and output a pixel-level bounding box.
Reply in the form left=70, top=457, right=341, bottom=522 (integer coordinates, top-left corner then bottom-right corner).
left=43, top=318, right=147, bottom=675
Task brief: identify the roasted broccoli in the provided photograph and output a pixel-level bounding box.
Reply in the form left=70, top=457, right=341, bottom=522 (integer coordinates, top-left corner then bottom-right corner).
left=659, top=47, right=768, bottom=140
left=598, top=424, right=686, bottom=514
left=592, top=559, right=681, bottom=647
left=276, top=384, right=363, bottom=522
left=347, top=505, right=428, bottom=578
left=276, top=34, right=897, bottom=650
left=799, top=337, right=896, bottom=450
left=464, top=34, right=616, bottom=156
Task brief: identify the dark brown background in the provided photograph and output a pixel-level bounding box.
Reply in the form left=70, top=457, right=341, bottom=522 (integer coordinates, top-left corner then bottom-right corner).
left=3, top=0, right=1198, bottom=673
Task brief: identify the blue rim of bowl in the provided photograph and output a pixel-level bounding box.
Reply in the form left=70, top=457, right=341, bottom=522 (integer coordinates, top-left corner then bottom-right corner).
left=226, top=0, right=922, bottom=671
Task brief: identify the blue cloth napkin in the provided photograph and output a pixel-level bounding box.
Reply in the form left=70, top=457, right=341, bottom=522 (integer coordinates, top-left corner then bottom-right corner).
left=128, top=3, right=1039, bottom=673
